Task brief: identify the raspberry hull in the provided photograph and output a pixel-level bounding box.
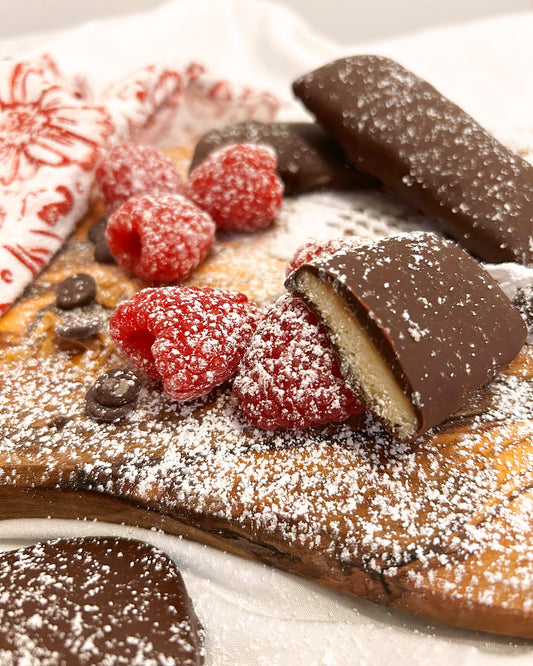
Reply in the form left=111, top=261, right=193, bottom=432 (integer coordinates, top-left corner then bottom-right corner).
left=106, top=193, right=215, bottom=283
left=233, top=294, right=365, bottom=429
left=109, top=286, right=261, bottom=401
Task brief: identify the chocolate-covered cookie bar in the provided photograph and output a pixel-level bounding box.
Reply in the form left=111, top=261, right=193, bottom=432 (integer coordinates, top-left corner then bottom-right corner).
left=293, top=55, right=533, bottom=265
left=285, top=232, right=526, bottom=441
left=189, top=120, right=377, bottom=195
left=0, top=537, right=205, bottom=664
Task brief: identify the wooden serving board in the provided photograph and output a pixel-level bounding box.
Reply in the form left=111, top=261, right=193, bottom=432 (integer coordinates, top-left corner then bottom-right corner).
left=2, top=192, right=533, bottom=640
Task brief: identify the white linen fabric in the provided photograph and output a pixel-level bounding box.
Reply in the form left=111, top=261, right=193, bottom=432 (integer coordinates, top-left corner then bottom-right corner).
left=0, top=50, right=278, bottom=314
left=1, top=1, right=533, bottom=664
left=1, top=518, right=532, bottom=666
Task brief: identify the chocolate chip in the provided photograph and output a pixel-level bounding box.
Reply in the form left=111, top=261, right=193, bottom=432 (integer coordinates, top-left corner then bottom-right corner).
left=56, top=273, right=96, bottom=310
left=513, top=284, right=533, bottom=331
left=94, top=238, right=116, bottom=264
left=88, top=216, right=115, bottom=263
left=88, top=216, right=108, bottom=244
left=55, top=317, right=101, bottom=340
left=92, top=368, right=142, bottom=407
left=85, top=385, right=136, bottom=423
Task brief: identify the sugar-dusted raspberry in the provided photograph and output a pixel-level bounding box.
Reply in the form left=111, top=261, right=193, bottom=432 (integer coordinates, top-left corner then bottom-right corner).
left=285, top=237, right=361, bottom=277
left=96, top=143, right=184, bottom=210
left=186, top=143, right=283, bottom=231
left=233, top=294, right=365, bottom=429
left=106, top=193, right=215, bottom=283
left=109, top=286, right=262, bottom=401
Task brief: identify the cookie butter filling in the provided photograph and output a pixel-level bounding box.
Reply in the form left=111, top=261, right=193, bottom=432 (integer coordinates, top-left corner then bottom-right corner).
left=289, top=268, right=418, bottom=440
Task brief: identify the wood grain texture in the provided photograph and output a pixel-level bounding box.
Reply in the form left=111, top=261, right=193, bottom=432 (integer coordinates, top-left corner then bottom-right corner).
left=1, top=199, right=533, bottom=640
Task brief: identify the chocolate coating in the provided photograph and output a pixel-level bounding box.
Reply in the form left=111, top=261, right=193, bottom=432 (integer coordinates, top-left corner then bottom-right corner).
left=293, top=55, right=533, bottom=265
left=286, top=232, right=526, bottom=440
left=189, top=120, right=377, bottom=195
left=0, top=537, right=205, bottom=665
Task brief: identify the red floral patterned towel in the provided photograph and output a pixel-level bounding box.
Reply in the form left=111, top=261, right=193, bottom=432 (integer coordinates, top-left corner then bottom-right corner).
left=0, top=55, right=278, bottom=316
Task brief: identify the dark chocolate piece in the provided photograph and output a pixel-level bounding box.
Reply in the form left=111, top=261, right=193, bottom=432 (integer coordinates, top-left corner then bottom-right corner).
left=85, top=385, right=137, bottom=423
left=0, top=537, right=204, bottom=665
left=55, top=315, right=101, bottom=340
left=88, top=215, right=108, bottom=243
left=94, top=237, right=116, bottom=263
left=293, top=55, right=533, bottom=265
left=92, top=368, right=142, bottom=407
left=88, top=217, right=116, bottom=263
left=56, top=273, right=97, bottom=310
left=285, top=232, right=526, bottom=441
left=190, top=120, right=377, bottom=195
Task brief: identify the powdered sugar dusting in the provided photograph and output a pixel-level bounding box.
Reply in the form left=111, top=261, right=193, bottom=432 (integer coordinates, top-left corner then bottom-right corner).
left=267, top=189, right=438, bottom=263
left=2, top=147, right=533, bottom=634
left=2, top=309, right=533, bottom=618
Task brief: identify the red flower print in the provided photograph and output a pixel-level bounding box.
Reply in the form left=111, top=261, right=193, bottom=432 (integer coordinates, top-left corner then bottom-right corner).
left=0, top=59, right=113, bottom=186
left=103, top=64, right=184, bottom=144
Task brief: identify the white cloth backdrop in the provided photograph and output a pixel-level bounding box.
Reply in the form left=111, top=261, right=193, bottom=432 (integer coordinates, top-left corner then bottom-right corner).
left=2, top=1, right=533, bottom=663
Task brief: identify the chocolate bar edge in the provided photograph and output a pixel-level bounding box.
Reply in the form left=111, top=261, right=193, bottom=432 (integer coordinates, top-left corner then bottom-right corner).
left=292, top=55, right=533, bottom=266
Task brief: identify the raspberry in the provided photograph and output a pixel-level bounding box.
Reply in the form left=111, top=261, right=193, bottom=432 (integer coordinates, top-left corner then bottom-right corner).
left=96, top=143, right=184, bottom=210
left=285, top=237, right=360, bottom=277
left=186, top=143, right=283, bottom=231
left=106, top=193, right=215, bottom=283
left=233, top=294, right=365, bottom=429
left=109, top=286, right=261, bottom=401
